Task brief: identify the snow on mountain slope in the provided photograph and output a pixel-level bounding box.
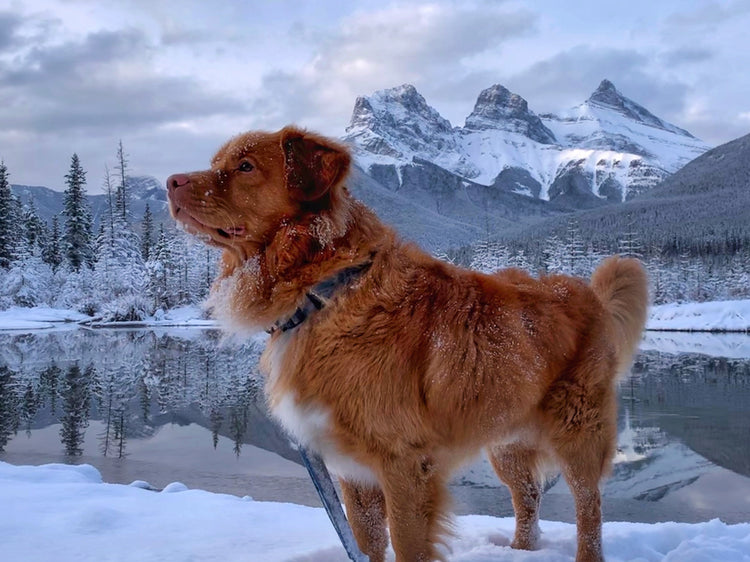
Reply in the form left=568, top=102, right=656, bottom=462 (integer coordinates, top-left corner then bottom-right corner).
left=345, top=81, right=710, bottom=206
left=345, top=84, right=478, bottom=179
left=542, top=80, right=709, bottom=177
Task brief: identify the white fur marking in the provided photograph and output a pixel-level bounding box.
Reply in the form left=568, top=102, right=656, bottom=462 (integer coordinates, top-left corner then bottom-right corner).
left=272, top=393, right=378, bottom=485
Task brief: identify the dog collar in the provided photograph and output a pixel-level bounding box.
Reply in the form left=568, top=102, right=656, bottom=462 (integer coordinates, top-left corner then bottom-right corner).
left=267, top=259, right=373, bottom=334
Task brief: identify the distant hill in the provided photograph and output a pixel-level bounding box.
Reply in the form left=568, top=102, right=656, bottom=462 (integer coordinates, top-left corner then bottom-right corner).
left=11, top=176, right=170, bottom=228
left=502, top=131, right=750, bottom=254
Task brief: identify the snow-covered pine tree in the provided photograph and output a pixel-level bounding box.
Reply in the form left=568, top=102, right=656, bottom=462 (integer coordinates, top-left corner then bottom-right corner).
left=0, top=161, right=21, bottom=269
left=618, top=215, right=643, bottom=259
left=62, top=154, right=94, bottom=271
left=115, top=140, right=130, bottom=224
left=22, top=198, right=47, bottom=255
left=146, top=224, right=172, bottom=310
left=141, top=203, right=154, bottom=262
left=542, top=234, right=567, bottom=274
left=1, top=195, right=54, bottom=307
left=93, top=155, right=149, bottom=320
left=470, top=239, right=510, bottom=274
left=42, top=215, right=64, bottom=272
left=565, top=219, right=588, bottom=276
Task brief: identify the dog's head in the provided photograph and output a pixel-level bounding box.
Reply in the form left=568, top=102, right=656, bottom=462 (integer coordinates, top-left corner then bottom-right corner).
left=166, top=126, right=352, bottom=258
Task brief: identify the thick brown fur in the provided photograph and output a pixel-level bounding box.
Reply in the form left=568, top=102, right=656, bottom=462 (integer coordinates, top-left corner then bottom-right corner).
left=167, top=126, right=649, bottom=562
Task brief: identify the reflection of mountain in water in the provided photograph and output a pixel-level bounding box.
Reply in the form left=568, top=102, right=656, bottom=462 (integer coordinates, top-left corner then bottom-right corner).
left=627, top=351, right=750, bottom=478
left=608, top=420, right=714, bottom=501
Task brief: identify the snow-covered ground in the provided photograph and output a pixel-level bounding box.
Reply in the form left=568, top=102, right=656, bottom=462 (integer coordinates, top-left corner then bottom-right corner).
left=1, top=461, right=748, bottom=562
left=0, top=305, right=216, bottom=331
left=648, top=300, right=750, bottom=332
left=1, top=300, right=750, bottom=333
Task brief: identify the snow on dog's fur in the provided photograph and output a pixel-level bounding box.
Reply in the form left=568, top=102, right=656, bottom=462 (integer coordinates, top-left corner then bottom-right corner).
left=167, top=126, right=648, bottom=562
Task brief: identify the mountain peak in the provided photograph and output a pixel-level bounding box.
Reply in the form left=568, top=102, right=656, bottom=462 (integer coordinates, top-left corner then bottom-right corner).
left=464, top=84, right=556, bottom=144
left=588, top=79, right=634, bottom=109
left=344, top=84, right=462, bottom=164
left=347, top=84, right=452, bottom=131
left=585, top=79, right=694, bottom=138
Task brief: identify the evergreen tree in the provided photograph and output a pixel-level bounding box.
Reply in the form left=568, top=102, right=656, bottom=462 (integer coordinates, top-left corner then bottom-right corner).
left=115, top=140, right=130, bottom=224
left=62, top=154, right=94, bottom=271
left=542, top=235, right=567, bottom=274
left=22, top=198, right=47, bottom=254
left=565, top=219, right=587, bottom=276
left=146, top=224, right=177, bottom=310
left=94, top=153, right=149, bottom=320
left=141, top=203, right=154, bottom=261
left=470, top=239, right=510, bottom=274
left=618, top=215, right=643, bottom=259
left=42, top=215, right=64, bottom=271
left=0, top=161, right=20, bottom=269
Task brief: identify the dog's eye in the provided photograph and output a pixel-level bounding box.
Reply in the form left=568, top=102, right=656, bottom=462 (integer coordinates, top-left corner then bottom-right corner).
left=238, top=161, right=254, bottom=172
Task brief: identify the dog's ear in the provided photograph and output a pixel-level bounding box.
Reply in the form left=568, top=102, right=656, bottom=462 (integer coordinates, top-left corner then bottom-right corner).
left=280, top=127, right=351, bottom=203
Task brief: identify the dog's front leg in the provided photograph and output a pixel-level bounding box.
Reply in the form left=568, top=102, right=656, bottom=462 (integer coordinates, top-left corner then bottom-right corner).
left=380, top=456, right=451, bottom=562
left=340, top=479, right=388, bottom=562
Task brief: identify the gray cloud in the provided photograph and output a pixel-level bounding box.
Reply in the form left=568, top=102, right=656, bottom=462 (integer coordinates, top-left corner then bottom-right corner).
left=0, top=11, right=23, bottom=51
left=249, top=2, right=537, bottom=133
left=502, top=46, right=691, bottom=122
left=0, top=23, right=247, bottom=136
left=659, top=47, right=714, bottom=67
left=664, top=0, right=750, bottom=29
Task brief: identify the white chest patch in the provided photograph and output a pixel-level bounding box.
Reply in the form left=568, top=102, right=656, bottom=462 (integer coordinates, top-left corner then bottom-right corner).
left=263, top=333, right=377, bottom=485
left=271, top=393, right=378, bottom=486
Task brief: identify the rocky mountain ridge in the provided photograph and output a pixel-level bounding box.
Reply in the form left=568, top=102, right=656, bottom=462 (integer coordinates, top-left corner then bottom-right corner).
left=344, top=80, right=710, bottom=207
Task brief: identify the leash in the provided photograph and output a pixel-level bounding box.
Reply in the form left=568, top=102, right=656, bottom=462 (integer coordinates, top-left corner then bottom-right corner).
left=298, top=446, right=370, bottom=562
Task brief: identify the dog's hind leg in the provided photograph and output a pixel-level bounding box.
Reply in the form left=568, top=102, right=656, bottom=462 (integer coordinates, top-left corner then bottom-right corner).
left=548, top=383, right=616, bottom=562
left=487, top=443, right=543, bottom=550
left=379, top=456, right=452, bottom=562
left=340, top=480, right=388, bottom=562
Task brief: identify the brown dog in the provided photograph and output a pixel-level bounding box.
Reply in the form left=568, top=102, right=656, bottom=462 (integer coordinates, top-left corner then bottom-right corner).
left=167, top=126, right=648, bottom=562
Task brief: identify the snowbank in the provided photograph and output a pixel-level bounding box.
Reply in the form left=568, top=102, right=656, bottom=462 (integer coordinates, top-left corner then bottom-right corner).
left=648, top=300, right=750, bottom=332
left=0, top=306, right=90, bottom=330
left=1, top=461, right=748, bottom=561
left=0, top=305, right=216, bottom=332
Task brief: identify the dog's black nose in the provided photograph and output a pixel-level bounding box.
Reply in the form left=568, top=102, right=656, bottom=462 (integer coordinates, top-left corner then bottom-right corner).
left=167, top=174, right=190, bottom=191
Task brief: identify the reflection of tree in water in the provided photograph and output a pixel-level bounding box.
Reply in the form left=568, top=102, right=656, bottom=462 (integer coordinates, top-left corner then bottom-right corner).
left=20, top=382, right=39, bottom=437
left=0, top=329, right=270, bottom=456
left=0, top=366, right=20, bottom=452
left=38, top=364, right=61, bottom=414
left=97, top=368, right=130, bottom=458
left=209, top=406, right=223, bottom=449
left=59, top=364, right=93, bottom=456
left=227, top=376, right=261, bottom=457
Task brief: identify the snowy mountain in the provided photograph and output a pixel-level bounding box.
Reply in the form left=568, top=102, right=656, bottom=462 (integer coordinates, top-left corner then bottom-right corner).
left=344, top=81, right=710, bottom=210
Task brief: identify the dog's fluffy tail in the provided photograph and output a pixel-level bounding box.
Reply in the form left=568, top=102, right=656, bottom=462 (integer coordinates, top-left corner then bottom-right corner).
left=590, top=256, right=649, bottom=377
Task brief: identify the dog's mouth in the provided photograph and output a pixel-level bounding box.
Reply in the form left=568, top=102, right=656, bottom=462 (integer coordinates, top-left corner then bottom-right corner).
left=216, top=226, right=246, bottom=238
left=172, top=206, right=246, bottom=240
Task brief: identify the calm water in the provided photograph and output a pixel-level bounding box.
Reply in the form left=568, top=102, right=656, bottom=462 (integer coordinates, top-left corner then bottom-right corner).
left=1, top=327, right=749, bottom=524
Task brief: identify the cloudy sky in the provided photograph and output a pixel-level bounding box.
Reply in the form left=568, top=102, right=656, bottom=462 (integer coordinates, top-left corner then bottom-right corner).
left=1, top=0, right=749, bottom=191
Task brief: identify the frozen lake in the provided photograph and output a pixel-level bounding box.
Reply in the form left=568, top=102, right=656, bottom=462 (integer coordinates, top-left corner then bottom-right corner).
left=1, top=327, right=749, bottom=524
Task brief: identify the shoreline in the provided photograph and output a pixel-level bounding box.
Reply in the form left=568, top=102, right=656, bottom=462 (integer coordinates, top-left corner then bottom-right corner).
left=1, top=300, right=750, bottom=333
